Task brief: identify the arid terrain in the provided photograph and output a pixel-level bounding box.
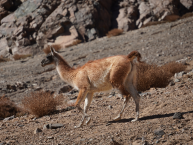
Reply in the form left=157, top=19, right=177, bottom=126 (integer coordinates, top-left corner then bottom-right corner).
left=0, top=15, right=193, bottom=145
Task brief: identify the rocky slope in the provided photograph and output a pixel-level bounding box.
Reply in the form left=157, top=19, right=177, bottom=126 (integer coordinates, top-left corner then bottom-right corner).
left=0, top=0, right=193, bottom=58
left=0, top=14, right=193, bottom=144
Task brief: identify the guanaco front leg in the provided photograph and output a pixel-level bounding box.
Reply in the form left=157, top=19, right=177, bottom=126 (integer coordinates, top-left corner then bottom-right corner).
left=84, top=93, right=93, bottom=125
left=74, top=88, right=88, bottom=128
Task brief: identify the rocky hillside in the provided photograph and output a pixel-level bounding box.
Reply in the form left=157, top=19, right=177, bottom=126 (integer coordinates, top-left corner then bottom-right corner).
left=0, top=1, right=193, bottom=144
left=0, top=0, right=193, bottom=57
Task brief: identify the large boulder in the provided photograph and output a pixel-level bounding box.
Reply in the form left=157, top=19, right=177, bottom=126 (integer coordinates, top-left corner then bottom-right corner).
left=0, top=0, right=112, bottom=56
left=180, top=0, right=193, bottom=11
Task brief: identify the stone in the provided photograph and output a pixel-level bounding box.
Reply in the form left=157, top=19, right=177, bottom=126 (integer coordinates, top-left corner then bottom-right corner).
left=180, top=0, right=193, bottom=11
left=169, top=81, right=175, bottom=86
left=175, top=71, right=186, bottom=79
left=47, top=136, right=54, bottom=139
left=50, top=123, right=64, bottom=129
left=174, top=78, right=180, bottom=83
left=58, top=85, right=73, bottom=94
left=34, top=128, right=42, bottom=134
left=155, top=140, right=159, bottom=144
left=173, top=112, right=183, bottom=119
left=3, top=115, right=14, bottom=122
left=154, top=129, right=165, bottom=136
left=43, top=124, right=50, bottom=130
left=108, top=105, right=113, bottom=109
left=44, top=123, right=64, bottom=129
left=0, top=142, right=6, bottom=145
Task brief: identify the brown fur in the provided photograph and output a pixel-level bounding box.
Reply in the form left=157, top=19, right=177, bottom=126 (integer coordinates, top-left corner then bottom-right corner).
left=41, top=48, right=142, bottom=128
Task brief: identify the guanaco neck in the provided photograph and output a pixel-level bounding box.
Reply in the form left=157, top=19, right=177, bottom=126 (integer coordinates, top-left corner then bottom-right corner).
left=54, top=53, right=76, bottom=84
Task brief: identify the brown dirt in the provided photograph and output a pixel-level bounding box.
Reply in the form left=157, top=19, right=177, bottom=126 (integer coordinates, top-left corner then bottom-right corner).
left=0, top=16, right=193, bottom=144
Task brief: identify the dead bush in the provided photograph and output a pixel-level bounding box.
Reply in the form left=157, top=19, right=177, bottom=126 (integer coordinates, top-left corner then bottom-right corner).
left=160, top=62, right=186, bottom=75
left=136, top=62, right=186, bottom=91
left=22, top=91, right=63, bottom=117
left=106, top=29, right=123, bottom=38
left=65, top=39, right=82, bottom=48
left=0, top=55, right=10, bottom=63
left=13, top=54, right=32, bottom=60
left=43, top=44, right=62, bottom=54
left=0, top=96, right=21, bottom=118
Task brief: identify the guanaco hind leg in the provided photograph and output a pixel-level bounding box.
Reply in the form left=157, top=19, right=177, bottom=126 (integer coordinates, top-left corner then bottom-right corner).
left=126, top=84, right=140, bottom=122
left=113, top=95, right=131, bottom=121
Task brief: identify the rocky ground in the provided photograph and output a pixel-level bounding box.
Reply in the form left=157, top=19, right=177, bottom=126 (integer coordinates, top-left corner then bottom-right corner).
left=0, top=16, right=193, bottom=144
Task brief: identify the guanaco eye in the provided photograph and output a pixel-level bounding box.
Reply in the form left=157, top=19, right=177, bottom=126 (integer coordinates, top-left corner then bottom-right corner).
left=46, top=55, right=53, bottom=60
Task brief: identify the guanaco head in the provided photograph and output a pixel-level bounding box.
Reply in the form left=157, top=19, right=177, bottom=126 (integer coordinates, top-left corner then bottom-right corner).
left=41, top=46, right=57, bottom=67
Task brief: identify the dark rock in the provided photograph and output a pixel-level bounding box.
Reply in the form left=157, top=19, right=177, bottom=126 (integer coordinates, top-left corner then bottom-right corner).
left=65, top=106, right=75, bottom=111
left=173, top=112, right=183, bottom=119
left=58, top=85, right=73, bottom=94
left=18, top=124, right=24, bottom=127
left=154, top=129, right=165, bottom=136
left=6, top=85, right=17, bottom=91
left=43, top=123, right=64, bottom=129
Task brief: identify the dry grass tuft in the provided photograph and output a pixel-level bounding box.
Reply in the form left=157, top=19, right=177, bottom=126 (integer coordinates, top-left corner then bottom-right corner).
left=0, top=96, right=22, bottom=118
left=0, top=55, right=10, bottom=63
left=136, top=62, right=186, bottom=91
left=43, top=44, right=62, bottom=54
left=163, top=15, right=180, bottom=22
left=13, top=54, right=32, bottom=60
left=142, top=21, right=166, bottom=28
left=106, top=29, right=123, bottom=38
left=22, top=91, right=63, bottom=117
left=65, top=39, right=82, bottom=48
left=180, top=12, right=193, bottom=19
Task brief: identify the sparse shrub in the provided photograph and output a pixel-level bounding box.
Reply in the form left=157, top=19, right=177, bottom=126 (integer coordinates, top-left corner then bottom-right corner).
left=106, top=29, right=123, bottom=38
left=0, top=96, right=21, bottom=118
left=22, top=91, right=63, bottom=117
left=136, top=62, right=186, bottom=91
left=0, top=55, right=10, bottom=63
left=43, top=44, right=62, bottom=54
left=65, top=39, right=82, bottom=48
left=13, top=54, right=32, bottom=60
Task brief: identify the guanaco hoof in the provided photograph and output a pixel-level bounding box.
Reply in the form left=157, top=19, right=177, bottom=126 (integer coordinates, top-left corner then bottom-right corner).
left=113, top=115, right=122, bottom=121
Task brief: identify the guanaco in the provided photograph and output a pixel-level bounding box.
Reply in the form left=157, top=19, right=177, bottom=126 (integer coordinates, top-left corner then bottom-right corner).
left=41, top=46, right=142, bottom=128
